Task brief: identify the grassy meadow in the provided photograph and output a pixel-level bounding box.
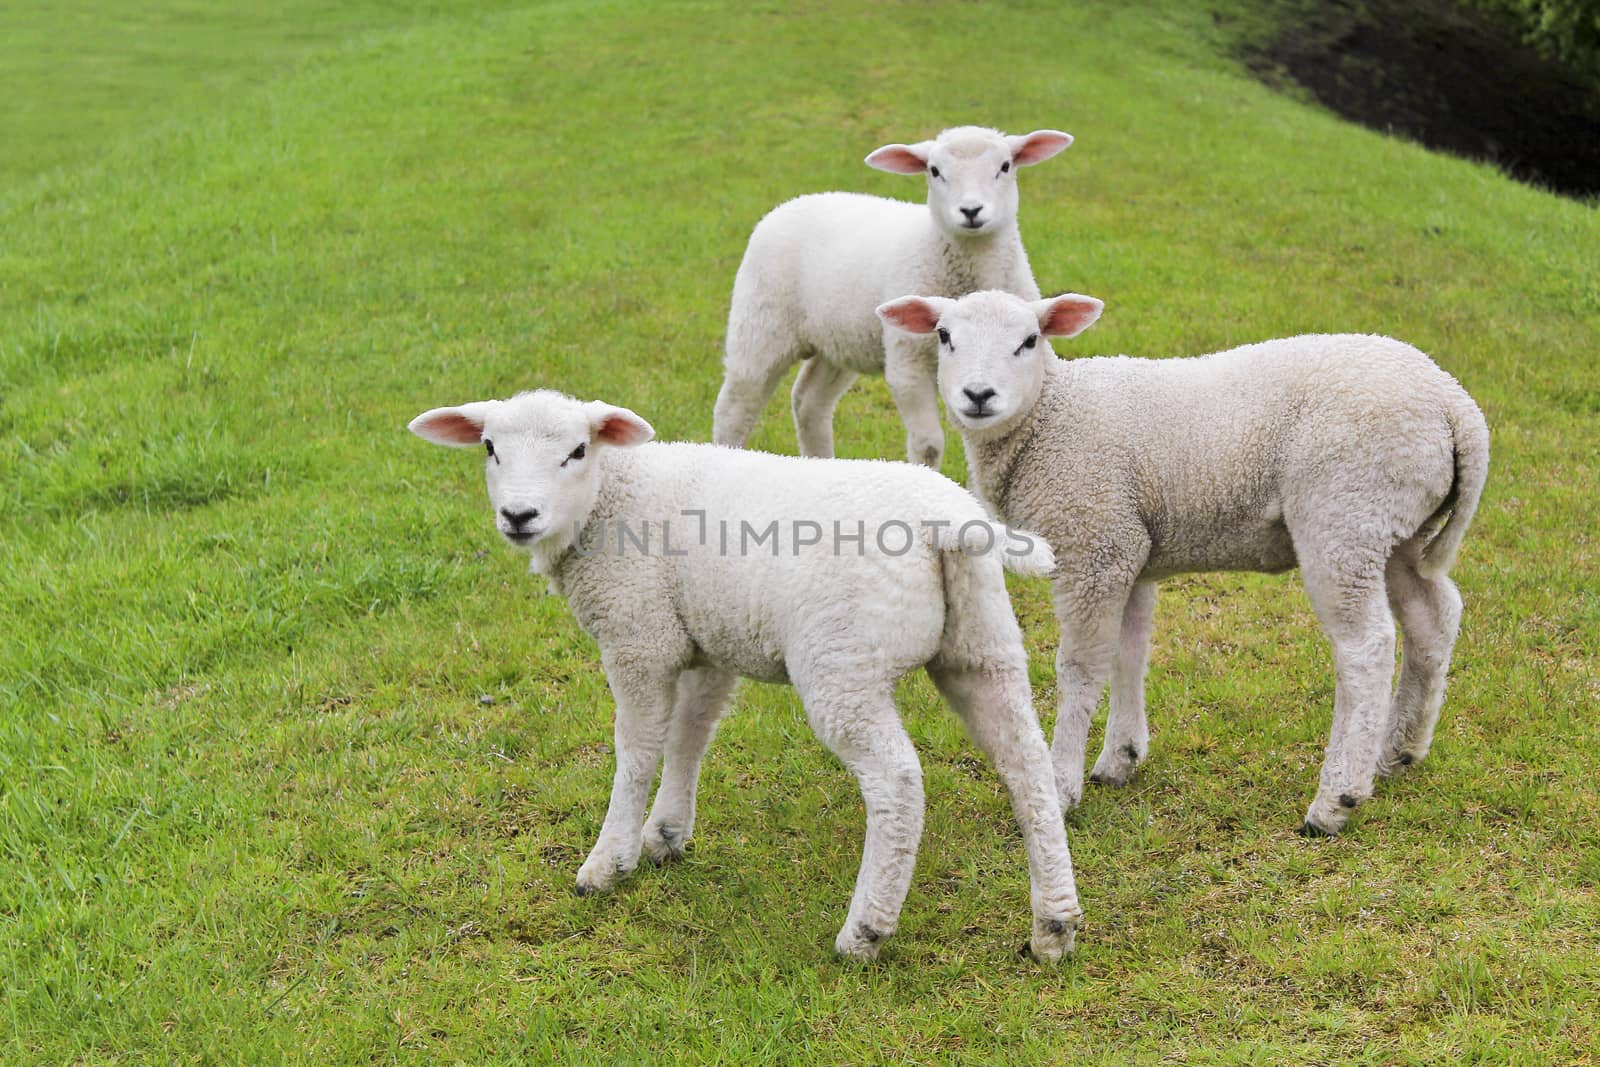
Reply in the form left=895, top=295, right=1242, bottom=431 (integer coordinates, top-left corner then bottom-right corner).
left=2, top=0, right=1597, bottom=1061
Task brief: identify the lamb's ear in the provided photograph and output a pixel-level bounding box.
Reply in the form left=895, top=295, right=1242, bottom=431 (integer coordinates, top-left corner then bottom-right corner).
left=1007, top=130, right=1073, bottom=167
left=409, top=401, right=497, bottom=447
left=865, top=140, right=933, bottom=175
left=1031, top=293, right=1103, bottom=338
left=876, top=296, right=956, bottom=335
left=585, top=402, right=655, bottom=448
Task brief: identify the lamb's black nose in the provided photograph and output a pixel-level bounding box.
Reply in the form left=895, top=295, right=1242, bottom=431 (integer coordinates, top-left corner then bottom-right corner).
left=500, top=507, right=539, bottom=528
left=960, top=206, right=982, bottom=221
left=963, top=386, right=996, bottom=407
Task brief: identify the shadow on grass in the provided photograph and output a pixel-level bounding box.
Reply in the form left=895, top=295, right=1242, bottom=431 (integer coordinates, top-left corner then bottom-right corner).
left=1236, top=0, right=1600, bottom=199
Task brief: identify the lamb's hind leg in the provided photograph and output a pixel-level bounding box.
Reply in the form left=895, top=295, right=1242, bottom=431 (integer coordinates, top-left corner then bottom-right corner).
left=1297, top=550, right=1397, bottom=837
left=791, top=357, right=858, bottom=458
left=713, top=329, right=802, bottom=449
left=1090, top=581, right=1156, bottom=788
left=642, top=667, right=738, bottom=863
left=1380, top=550, right=1463, bottom=775
left=928, top=661, right=1082, bottom=961
left=794, top=671, right=923, bottom=961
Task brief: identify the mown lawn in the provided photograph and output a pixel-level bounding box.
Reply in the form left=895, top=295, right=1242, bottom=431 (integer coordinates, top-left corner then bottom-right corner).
left=2, top=0, right=1596, bottom=1061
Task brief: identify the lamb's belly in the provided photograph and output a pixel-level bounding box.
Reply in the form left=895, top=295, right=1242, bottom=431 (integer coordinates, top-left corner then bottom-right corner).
left=811, top=332, right=889, bottom=375
left=800, top=309, right=892, bottom=375
left=1143, top=517, right=1298, bottom=579
left=689, top=640, right=790, bottom=685
left=676, top=557, right=945, bottom=684
left=680, top=608, right=792, bottom=684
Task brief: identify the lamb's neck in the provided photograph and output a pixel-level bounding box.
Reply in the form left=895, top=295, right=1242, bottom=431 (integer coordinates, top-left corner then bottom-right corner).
left=965, top=395, right=1048, bottom=521
left=934, top=224, right=1029, bottom=296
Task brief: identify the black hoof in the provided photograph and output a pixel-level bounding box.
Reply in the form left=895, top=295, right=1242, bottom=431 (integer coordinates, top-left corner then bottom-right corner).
left=1017, top=941, right=1036, bottom=960
left=1298, top=821, right=1332, bottom=838
left=573, top=882, right=598, bottom=897
left=1087, top=773, right=1109, bottom=786
left=1338, top=793, right=1359, bottom=809
left=1398, top=753, right=1414, bottom=766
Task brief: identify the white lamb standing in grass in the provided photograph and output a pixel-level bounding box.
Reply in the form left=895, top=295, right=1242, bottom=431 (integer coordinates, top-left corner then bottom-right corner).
left=409, top=389, right=1083, bottom=961
left=877, top=290, right=1489, bottom=836
left=712, top=125, right=1072, bottom=469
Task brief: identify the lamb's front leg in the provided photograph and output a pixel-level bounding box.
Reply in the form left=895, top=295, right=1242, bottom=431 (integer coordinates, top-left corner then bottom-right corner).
left=1051, top=575, right=1141, bottom=810
left=642, top=667, right=738, bottom=863
left=883, top=334, right=944, bottom=469
left=1089, top=581, right=1156, bottom=788
left=575, top=659, right=681, bottom=895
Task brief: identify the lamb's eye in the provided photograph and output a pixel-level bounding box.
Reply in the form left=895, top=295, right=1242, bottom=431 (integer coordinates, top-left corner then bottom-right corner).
left=936, top=327, right=951, bottom=346
left=564, top=442, right=586, bottom=466
left=929, top=165, right=941, bottom=179
left=1001, top=161, right=1011, bottom=174
left=1023, top=333, right=1038, bottom=349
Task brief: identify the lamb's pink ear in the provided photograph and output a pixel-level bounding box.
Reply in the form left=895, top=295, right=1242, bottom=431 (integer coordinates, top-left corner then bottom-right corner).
left=876, top=296, right=955, bottom=335
left=409, top=401, right=496, bottom=447
left=1007, top=129, right=1073, bottom=167
left=1031, top=294, right=1104, bottom=338
left=585, top=402, right=654, bottom=448
left=865, top=141, right=932, bottom=175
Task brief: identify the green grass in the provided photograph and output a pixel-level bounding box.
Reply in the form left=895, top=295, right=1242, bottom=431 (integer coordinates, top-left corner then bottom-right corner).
left=2, top=0, right=1597, bottom=1061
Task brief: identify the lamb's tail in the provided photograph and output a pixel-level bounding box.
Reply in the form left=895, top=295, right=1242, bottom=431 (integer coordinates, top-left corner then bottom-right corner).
left=1417, top=392, right=1491, bottom=580
left=932, top=521, right=1056, bottom=578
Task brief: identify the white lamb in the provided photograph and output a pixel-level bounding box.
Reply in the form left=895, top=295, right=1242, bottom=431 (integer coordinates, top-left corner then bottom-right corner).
left=877, top=290, right=1489, bottom=836
left=408, top=389, right=1082, bottom=960
left=712, top=125, right=1072, bottom=468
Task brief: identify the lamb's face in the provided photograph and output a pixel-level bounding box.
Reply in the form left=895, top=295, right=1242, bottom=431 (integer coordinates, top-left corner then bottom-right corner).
left=934, top=293, right=1053, bottom=435
left=876, top=290, right=1104, bottom=439
left=865, top=127, right=1073, bottom=240
left=924, top=131, right=1020, bottom=237
left=409, top=391, right=654, bottom=552
left=475, top=395, right=608, bottom=547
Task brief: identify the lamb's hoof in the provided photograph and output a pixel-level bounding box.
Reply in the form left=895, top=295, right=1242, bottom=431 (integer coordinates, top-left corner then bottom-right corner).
left=1027, top=912, right=1081, bottom=962
left=574, top=853, right=631, bottom=895
left=834, top=922, right=887, bottom=962
left=1378, top=749, right=1421, bottom=778
left=1089, top=745, right=1141, bottom=788
left=1302, top=791, right=1363, bottom=837
left=641, top=822, right=687, bottom=865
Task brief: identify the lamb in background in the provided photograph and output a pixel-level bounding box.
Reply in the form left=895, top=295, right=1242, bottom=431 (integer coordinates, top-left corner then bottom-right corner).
left=713, top=125, right=1072, bottom=469
left=877, top=289, right=1489, bottom=836
left=409, top=390, right=1083, bottom=960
